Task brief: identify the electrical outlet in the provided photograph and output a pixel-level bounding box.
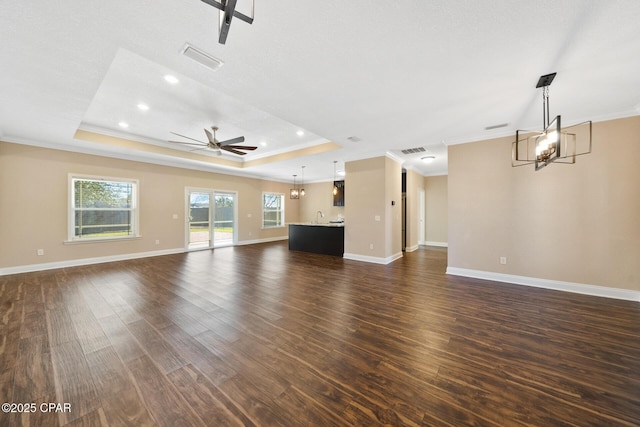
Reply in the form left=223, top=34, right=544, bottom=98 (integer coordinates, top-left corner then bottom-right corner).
left=37, top=249, right=44, bottom=256
left=155, top=240, right=160, bottom=245
left=369, top=243, right=374, bottom=250
left=374, top=215, right=381, bottom=221
left=500, top=256, right=507, bottom=265
left=172, top=214, right=178, bottom=219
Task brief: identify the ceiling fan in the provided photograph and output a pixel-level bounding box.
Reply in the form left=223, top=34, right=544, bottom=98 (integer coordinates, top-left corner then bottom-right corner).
left=169, top=126, right=257, bottom=155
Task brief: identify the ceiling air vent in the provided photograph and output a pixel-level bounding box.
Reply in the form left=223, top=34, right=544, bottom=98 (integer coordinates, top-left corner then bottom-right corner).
left=400, top=147, right=426, bottom=155
left=181, top=43, right=224, bottom=71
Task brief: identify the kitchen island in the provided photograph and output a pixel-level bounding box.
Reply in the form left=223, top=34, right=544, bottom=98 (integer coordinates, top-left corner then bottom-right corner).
left=288, top=223, right=344, bottom=257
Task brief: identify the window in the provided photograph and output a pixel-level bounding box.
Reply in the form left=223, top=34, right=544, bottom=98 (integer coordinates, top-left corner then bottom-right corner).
left=69, top=175, right=139, bottom=241
left=262, top=192, right=285, bottom=228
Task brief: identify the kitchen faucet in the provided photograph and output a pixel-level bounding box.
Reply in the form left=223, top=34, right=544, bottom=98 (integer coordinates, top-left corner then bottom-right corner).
left=316, top=210, right=324, bottom=224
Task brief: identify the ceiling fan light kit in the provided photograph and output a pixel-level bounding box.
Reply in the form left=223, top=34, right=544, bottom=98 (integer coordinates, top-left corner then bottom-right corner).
left=512, top=72, right=592, bottom=171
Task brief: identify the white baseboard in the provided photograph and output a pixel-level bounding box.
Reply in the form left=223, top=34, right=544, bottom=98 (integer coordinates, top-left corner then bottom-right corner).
left=425, top=241, right=448, bottom=247
left=0, top=248, right=186, bottom=276
left=405, top=244, right=419, bottom=253
left=344, top=251, right=403, bottom=265
left=446, top=267, right=640, bottom=302
left=0, top=237, right=290, bottom=276
left=236, top=236, right=288, bottom=246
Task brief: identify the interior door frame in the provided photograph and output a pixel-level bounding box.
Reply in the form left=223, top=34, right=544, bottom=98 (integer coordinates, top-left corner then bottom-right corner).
left=418, top=188, right=426, bottom=245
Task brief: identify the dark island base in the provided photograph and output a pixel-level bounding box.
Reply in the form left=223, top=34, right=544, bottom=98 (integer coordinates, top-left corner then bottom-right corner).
left=288, top=224, right=344, bottom=257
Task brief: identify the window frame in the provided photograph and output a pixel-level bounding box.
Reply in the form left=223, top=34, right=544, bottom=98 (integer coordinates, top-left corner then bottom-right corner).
left=67, top=174, right=140, bottom=242
left=261, top=192, right=285, bottom=229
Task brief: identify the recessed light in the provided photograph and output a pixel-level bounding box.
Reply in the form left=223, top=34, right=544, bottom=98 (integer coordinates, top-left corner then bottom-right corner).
left=260, top=141, right=267, bottom=147
left=421, top=156, right=435, bottom=164
left=137, top=103, right=149, bottom=111
left=296, top=130, right=304, bottom=136
left=337, top=170, right=345, bottom=176
left=118, top=121, right=129, bottom=128
left=164, top=75, right=179, bottom=84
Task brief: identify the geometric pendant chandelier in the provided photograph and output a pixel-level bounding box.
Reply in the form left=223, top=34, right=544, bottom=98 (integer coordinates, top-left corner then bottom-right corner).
left=200, top=0, right=255, bottom=45
left=290, top=174, right=299, bottom=199
left=512, top=72, right=592, bottom=171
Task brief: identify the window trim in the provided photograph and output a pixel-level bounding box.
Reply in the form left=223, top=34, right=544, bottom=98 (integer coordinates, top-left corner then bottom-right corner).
left=67, top=174, right=140, bottom=243
left=261, top=192, right=285, bottom=229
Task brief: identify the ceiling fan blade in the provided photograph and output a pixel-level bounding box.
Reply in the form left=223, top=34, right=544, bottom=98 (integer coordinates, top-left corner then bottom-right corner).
left=204, top=128, right=216, bottom=144
left=168, top=140, right=208, bottom=147
left=221, top=146, right=247, bottom=155
left=223, top=145, right=257, bottom=150
left=170, top=132, right=207, bottom=144
left=219, top=136, right=245, bottom=146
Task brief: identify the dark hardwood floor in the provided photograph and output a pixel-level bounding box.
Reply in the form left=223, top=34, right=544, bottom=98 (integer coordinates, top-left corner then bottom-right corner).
left=1, top=242, right=639, bottom=426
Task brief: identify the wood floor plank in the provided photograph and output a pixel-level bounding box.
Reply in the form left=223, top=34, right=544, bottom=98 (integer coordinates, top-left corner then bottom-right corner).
left=125, top=355, right=205, bottom=427
left=85, top=345, right=155, bottom=426
left=0, top=243, right=639, bottom=426
left=46, top=308, right=78, bottom=347
left=50, top=339, right=100, bottom=425
left=96, top=314, right=145, bottom=363
left=12, top=335, right=55, bottom=402
left=69, top=310, right=111, bottom=355
left=7, top=392, right=62, bottom=427
left=126, top=319, right=186, bottom=374
left=167, top=364, right=250, bottom=427
left=158, top=324, right=236, bottom=386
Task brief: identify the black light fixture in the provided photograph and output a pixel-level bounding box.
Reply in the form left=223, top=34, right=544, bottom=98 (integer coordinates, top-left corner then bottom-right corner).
left=512, top=72, right=592, bottom=170
left=200, top=0, right=254, bottom=45
left=290, top=174, right=299, bottom=199
left=300, top=166, right=305, bottom=197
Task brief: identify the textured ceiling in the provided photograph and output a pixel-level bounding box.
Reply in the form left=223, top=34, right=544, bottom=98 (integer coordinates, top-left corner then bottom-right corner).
left=1, top=0, right=640, bottom=182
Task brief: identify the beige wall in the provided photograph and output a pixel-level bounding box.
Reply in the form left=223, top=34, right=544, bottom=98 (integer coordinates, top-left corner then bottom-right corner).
left=344, top=156, right=402, bottom=261
left=0, top=142, right=299, bottom=270
left=298, top=181, right=344, bottom=223
left=424, top=175, right=448, bottom=245
left=448, top=116, right=640, bottom=291
left=344, top=157, right=387, bottom=258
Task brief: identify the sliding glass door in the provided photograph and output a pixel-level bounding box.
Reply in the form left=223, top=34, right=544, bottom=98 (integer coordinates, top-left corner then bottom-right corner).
left=187, top=189, right=236, bottom=250
left=213, top=193, right=235, bottom=247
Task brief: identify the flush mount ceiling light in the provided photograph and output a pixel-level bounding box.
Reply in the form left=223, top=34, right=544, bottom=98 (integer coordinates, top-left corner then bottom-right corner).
left=290, top=174, right=299, bottom=199
left=200, top=0, right=254, bottom=45
left=512, top=72, right=592, bottom=171
left=421, top=156, right=436, bottom=164
left=164, top=74, right=179, bottom=84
